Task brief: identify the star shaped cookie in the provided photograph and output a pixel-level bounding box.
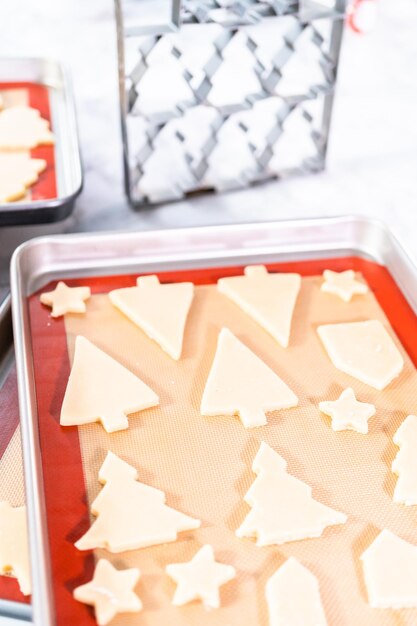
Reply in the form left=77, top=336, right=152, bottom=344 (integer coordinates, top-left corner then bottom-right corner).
left=319, top=388, right=375, bottom=434
left=73, top=559, right=142, bottom=625
left=166, top=544, right=236, bottom=609
left=40, top=281, right=91, bottom=317
left=321, top=270, right=368, bottom=302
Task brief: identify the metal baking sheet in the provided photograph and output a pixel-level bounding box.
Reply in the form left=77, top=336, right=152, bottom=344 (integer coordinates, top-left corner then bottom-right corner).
left=10, top=216, right=417, bottom=626
left=0, top=295, right=32, bottom=624
left=0, top=58, right=82, bottom=226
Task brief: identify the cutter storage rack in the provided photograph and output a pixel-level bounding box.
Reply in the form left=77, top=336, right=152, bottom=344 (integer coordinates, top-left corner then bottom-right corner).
left=115, top=0, right=346, bottom=205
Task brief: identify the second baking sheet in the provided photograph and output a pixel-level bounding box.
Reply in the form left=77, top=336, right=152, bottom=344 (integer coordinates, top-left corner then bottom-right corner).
left=53, top=267, right=417, bottom=626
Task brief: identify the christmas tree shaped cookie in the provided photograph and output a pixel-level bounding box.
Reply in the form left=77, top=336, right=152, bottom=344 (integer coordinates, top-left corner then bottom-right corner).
left=317, top=320, right=404, bottom=390
left=74, top=559, right=142, bottom=625
left=236, top=442, right=347, bottom=546
left=392, top=415, right=417, bottom=505
left=109, top=275, right=194, bottom=360
left=361, top=529, right=417, bottom=608
left=40, top=281, right=91, bottom=317
left=217, top=265, right=301, bottom=347
left=0, top=153, right=46, bottom=202
left=266, top=557, right=327, bottom=626
left=0, top=502, right=31, bottom=596
left=166, top=545, right=236, bottom=610
left=60, top=336, right=159, bottom=433
left=0, top=105, right=54, bottom=149
left=201, top=329, right=298, bottom=428
left=75, top=451, right=200, bottom=552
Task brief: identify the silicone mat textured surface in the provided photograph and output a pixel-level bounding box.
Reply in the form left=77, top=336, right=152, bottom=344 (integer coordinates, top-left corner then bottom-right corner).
left=29, top=258, right=417, bottom=626
left=0, top=82, right=56, bottom=202
left=0, top=365, right=27, bottom=603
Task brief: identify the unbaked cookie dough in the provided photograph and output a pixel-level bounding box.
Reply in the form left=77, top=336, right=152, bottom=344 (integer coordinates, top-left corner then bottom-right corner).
left=319, top=387, right=376, bottom=434
left=75, top=451, right=200, bottom=552
left=166, top=545, right=236, bottom=610
left=321, top=269, right=368, bottom=302
left=0, top=152, right=46, bottom=202
left=317, top=320, right=404, bottom=390
left=0, top=105, right=54, bottom=149
left=74, top=559, right=142, bottom=626
left=236, top=442, right=347, bottom=546
left=218, top=265, right=301, bottom=348
left=60, top=336, right=159, bottom=433
left=109, top=275, right=194, bottom=360
left=266, top=557, right=327, bottom=626
left=392, top=415, right=417, bottom=505
left=361, top=529, right=417, bottom=608
left=201, top=328, right=298, bottom=428
left=40, top=281, right=91, bottom=317
left=0, top=501, right=31, bottom=596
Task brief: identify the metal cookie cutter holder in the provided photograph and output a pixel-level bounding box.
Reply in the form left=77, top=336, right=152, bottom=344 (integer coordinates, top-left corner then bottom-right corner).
left=115, top=0, right=346, bottom=204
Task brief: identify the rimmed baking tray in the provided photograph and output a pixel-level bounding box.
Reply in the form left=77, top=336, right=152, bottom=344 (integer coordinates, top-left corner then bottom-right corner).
left=0, top=295, right=32, bottom=624
left=10, top=216, right=417, bottom=626
left=0, top=58, right=82, bottom=226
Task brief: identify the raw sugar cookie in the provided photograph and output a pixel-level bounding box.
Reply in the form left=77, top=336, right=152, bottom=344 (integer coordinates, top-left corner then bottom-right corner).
left=218, top=265, right=301, bottom=347
left=0, top=501, right=31, bottom=596
left=0, top=152, right=46, bottom=202
left=361, top=529, right=417, bottom=608
left=0, top=105, right=54, bottom=149
left=319, top=387, right=375, bottom=434
left=392, top=415, right=417, bottom=505
left=40, top=281, right=91, bottom=317
left=166, top=545, right=236, bottom=610
left=74, top=559, right=142, bottom=625
left=321, top=269, right=368, bottom=302
left=109, top=275, right=194, bottom=360
left=236, top=442, right=347, bottom=546
left=201, top=328, right=298, bottom=428
left=317, top=320, right=404, bottom=390
left=60, top=336, right=159, bottom=433
left=266, top=557, right=327, bottom=626
left=75, top=451, right=200, bottom=552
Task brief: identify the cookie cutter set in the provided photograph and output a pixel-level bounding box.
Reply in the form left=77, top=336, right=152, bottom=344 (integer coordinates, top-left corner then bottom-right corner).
left=0, top=58, right=82, bottom=226
left=8, top=215, right=417, bottom=625
left=115, top=0, right=346, bottom=204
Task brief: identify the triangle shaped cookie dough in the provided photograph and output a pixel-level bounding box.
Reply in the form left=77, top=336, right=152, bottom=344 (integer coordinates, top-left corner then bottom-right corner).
left=236, top=442, right=347, bottom=546
left=0, top=502, right=31, bottom=596
left=317, top=320, right=404, bottom=390
left=392, top=415, right=417, bottom=505
left=60, top=336, right=159, bottom=433
left=109, top=275, right=194, bottom=360
left=361, top=529, right=417, bottom=608
left=266, top=557, right=327, bottom=626
left=75, top=451, right=200, bottom=553
left=201, top=328, right=298, bottom=428
left=218, top=266, right=301, bottom=348
left=0, top=105, right=54, bottom=150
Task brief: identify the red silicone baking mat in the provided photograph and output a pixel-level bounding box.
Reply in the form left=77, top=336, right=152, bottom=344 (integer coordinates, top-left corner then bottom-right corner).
left=0, top=364, right=29, bottom=604
left=27, top=257, right=417, bottom=626
left=0, top=82, right=57, bottom=201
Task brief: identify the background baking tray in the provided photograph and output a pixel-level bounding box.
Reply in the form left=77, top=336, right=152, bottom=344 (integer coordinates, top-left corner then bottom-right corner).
left=0, top=295, right=32, bottom=624
left=0, top=58, right=82, bottom=226
left=10, top=216, right=417, bottom=626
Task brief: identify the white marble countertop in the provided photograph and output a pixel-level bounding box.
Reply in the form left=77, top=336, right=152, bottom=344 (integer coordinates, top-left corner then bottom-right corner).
left=0, top=0, right=416, bottom=283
